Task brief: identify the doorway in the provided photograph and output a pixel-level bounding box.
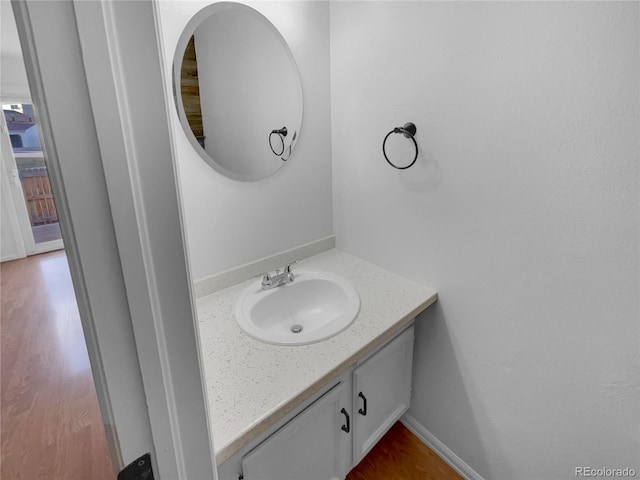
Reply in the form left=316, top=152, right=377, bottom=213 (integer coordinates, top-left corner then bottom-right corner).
left=3, top=2, right=216, bottom=477
left=1, top=2, right=116, bottom=477
left=1, top=102, right=64, bottom=255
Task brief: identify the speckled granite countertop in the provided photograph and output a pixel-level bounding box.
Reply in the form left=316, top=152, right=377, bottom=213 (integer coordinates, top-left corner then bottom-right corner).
left=195, top=249, right=437, bottom=465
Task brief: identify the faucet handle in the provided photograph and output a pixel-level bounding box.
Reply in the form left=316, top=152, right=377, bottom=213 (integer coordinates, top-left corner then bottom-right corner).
left=284, top=260, right=299, bottom=273
left=255, top=272, right=272, bottom=286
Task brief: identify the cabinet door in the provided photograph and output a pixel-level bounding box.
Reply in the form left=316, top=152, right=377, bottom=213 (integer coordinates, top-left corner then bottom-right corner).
left=352, top=325, right=414, bottom=464
left=241, top=381, right=352, bottom=480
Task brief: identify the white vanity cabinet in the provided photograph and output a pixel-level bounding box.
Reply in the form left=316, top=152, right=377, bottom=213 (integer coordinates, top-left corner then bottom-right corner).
left=241, top=381, right=352, bottom=480
left=352, top=326, right=414, bottom=464
left=220, top=324, right=415, bottom=480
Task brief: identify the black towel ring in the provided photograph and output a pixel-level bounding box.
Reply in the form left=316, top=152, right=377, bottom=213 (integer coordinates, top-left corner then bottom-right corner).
left=383, top=122, right=418, bottom=170
left=269, top=127, right=288, bottom=156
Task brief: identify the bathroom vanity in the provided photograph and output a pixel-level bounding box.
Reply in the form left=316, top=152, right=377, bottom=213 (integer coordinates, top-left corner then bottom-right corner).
left=195, top=248, right=437, bottom=479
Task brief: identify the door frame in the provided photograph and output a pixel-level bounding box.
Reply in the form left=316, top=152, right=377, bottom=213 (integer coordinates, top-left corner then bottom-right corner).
left=0, top=99, right=64, bottom=256
left=12, top=1, right=216, bottom=478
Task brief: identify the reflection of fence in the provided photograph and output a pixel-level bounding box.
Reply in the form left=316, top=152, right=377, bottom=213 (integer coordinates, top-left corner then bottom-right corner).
left=19, top=167, right=58, bottom=226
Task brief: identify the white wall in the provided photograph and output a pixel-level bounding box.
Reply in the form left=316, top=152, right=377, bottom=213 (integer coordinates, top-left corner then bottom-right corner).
left=157, top=1, right=332, bottom=280
left=0, top=122, right=25, bottom=262
left=0, top=56, right=30, bottom=100
left=0, top=173, right=24, bottom=261
left=1, top=1, right=28, bottom=262
left=1, top=0, right=30, bottom=100
left=330, top=2, right=639, bottom=479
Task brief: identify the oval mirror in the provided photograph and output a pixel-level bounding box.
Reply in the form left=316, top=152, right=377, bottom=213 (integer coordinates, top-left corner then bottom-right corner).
left=173, top=2, right=303, bottom=181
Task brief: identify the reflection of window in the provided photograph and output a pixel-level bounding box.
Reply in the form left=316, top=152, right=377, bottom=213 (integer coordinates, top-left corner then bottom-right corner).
left=9, top=134, right=23, bottom=148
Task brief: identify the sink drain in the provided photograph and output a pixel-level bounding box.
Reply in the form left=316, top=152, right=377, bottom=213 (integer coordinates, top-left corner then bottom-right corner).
left=290, top=324, right=303, bottom=333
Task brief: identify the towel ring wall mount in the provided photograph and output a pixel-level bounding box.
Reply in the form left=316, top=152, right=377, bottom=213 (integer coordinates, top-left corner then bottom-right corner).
left=383, top=122, right=418, bottom=170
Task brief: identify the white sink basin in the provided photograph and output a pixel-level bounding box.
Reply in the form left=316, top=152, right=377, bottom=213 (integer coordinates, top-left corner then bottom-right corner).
left=235, top=270, right=360, bottom=346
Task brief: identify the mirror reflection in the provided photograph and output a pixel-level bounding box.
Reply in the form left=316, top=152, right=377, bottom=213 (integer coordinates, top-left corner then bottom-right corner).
left=174, top=3, right=303, bottom=181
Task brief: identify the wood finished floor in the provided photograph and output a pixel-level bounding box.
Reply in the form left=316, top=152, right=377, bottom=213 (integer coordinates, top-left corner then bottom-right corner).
left=346, top=422, right=463, bottom=480
left=1, top=251, right=114, bottom=480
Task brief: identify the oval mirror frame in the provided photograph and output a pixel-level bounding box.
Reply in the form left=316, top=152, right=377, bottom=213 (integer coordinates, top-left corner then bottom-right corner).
left=172, top=2, right=303, bottom=181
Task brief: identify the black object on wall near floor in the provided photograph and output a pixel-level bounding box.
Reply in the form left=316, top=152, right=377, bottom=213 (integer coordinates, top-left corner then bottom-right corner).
left=118, top=453, right=153, bottom=480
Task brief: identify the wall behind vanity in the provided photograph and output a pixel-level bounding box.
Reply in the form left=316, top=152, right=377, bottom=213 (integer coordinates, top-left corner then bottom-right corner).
left=157, top=1, right=333, bottom=280
left=331, top=2, right=639, bottom=480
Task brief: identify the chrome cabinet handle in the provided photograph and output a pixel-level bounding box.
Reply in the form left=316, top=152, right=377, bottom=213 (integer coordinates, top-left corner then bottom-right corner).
left=340, top=408, right=350, bottom=433
left=358, top=392, right=367, bottom=416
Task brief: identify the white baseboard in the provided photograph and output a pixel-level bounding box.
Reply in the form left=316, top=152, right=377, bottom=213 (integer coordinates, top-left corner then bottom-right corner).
left=401, top=413, right=486, bottom=480
left=1, top=253, right=23, bottom=262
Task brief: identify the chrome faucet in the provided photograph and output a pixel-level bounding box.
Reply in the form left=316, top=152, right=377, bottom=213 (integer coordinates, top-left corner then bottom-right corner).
left=258, top=260, right=299, bottom=290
